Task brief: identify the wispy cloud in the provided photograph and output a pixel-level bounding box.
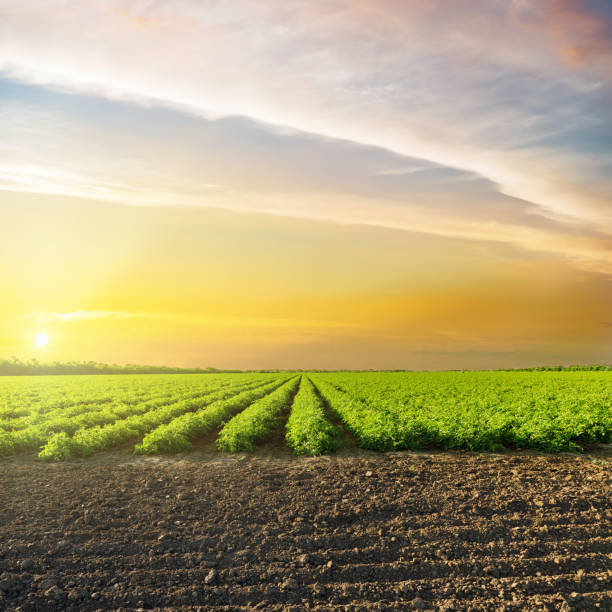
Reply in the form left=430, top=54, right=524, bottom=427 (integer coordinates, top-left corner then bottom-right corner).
left=0, top=0, right=610, bottom=271
left=26, top=310, right=362, bottom=333
left=537, top=0, right=612, bottom=70
left=27, top=310, right=150, bottom=322
left=1, top=85, right=611, bottom=275
left=374, top=165, right=436, bottom=177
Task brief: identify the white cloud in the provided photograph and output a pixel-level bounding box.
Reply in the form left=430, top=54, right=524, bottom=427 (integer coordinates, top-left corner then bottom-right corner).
left=1, top=92, right=611, bottom=275
left=0, top=0, right=610, bottom=269
left=374, top=165, right=436, bottom=176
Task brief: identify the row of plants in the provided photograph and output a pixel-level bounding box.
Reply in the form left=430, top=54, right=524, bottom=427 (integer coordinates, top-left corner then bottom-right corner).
left=2, top=370, right=609, bottom=459
left=37, top=375, right=281, bottom=461
left=0, top=374, right=195, bottom=421
left=310, top=371, right=612, bottom=452
left=0, top=377, right=249, bottom=457
left=285, top=377, right=342, bottom=456
left=216, top=377, right=301, bottom=452
left=135, top=377, right=294, bottom=455
left=308, top=377, right=398, bottom=450
left=0, top=383, right=207, bottom=432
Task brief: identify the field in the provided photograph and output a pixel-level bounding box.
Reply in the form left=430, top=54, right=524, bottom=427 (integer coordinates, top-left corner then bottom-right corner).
left=1, top=449, right=611, bottom=610
left=0, top=371, right=610, bottom=460
left=0, top=371, right=610, bottom=610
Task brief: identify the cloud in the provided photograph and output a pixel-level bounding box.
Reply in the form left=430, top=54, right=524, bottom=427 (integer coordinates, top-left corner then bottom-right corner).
left=26, top=310, right=361, bottom=333
left=416, top=349, right=517, bottom=357
left=0, top=0, right=610, bottom=268
left=28, top=310, right=149, bottom=322
left=544, top=0, right=612, bottom=70
left=1, top=82, right=611, bottom=275
left=374, top=164, right=439, bottom=177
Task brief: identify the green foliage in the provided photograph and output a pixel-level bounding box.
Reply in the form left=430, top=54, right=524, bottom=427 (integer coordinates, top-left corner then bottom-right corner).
left=135, top=378, right=291, bottom=455
left=285, top=377, right=342, bottom=455
left=37, top=432, right=80, bottom=462
left=310, top=371, right=612, bottom=453
left=0, top=374, right=251, bottom=456
left=0, top=431, right=15, bottom=456
left=216, top=377, right=300, bottom=452
left=32, top=375, right=279, bottom=460
left=0, top=370, right=609, bottom=459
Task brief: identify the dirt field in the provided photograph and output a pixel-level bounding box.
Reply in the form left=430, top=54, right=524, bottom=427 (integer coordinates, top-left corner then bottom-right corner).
left=0, top=448, right=610, bottom=611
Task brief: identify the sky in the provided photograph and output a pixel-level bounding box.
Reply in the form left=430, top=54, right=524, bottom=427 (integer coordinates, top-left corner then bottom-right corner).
left=1, top=0, right=611, bottom=369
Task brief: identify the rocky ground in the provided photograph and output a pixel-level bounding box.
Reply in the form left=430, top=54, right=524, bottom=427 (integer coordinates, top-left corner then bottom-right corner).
left=0, top=448, right=610, bottom=611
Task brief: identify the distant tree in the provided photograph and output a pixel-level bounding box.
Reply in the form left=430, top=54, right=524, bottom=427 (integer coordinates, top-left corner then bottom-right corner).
left=0, top=357, right=241, bottom=376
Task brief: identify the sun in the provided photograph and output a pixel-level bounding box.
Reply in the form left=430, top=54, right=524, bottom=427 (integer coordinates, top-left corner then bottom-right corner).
left=34, top=333, right=49, bottom=347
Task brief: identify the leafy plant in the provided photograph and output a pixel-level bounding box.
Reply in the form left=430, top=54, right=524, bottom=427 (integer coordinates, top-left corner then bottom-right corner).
left=285, top=377, right=342, bottom=456
left=216, top=377, right=300, bottom=452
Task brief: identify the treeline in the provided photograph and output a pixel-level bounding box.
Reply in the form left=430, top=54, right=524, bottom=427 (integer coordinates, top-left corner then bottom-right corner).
left=307, top=366, right=612, bottom=372
left=0, top=358, right=238, bottom=376
left=496, top=365, right=611, bottom=372
left=1, top=358, right=609, bottom=376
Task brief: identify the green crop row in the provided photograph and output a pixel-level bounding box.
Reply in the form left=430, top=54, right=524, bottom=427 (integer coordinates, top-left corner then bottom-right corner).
left=0, top=378, right=238, bottom=456
left=216, top=377, right=301, bottom=452
left=311, top=371, right=612, bottom=452
left=285, top=377, right=342, bottom=456
left=0, top=370, right=609, bottom=459
left=0, top=374, right=198, bottom=421
left=0, top=384, right=204, bottom=433
left=37, top=376, right=280, bottom=461
left=309, top=378, right=398, bottom=450
left=134, top=377, right=292, bottom=454
left=0, top=394, right=117, bottom=422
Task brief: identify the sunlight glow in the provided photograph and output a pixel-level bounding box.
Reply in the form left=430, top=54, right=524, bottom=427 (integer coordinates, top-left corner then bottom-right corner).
left=34, top=333, right=49, bottom=347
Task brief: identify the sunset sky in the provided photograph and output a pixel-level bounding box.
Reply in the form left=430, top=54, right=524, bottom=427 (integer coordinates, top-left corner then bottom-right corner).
left=1, top=0, right=611, bottom=369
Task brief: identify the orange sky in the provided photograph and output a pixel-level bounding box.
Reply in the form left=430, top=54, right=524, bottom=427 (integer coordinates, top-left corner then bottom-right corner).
left=2, top=192, right=610, bottom=369
left=1, top=1, right=611, bottom=368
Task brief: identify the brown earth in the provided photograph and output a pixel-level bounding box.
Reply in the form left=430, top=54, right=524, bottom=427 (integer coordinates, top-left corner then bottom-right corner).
left=0, top=448, right=610, bottom=611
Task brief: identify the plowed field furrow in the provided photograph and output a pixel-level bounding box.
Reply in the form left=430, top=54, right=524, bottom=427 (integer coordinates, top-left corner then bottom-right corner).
left=23, top=578, right=607, bottom=611
left=4, top=561, right=610, bottom=594
left=30, top=560, right=609, bottom=596
left=0, top=452, right=610, bottom=611
left=264, top=538, right=612, bottom=562
left=17, top=540, right=610, bottom=575
left=3, top=521, right=608, bottom=548
left=7, top=538, right=610, bottom=575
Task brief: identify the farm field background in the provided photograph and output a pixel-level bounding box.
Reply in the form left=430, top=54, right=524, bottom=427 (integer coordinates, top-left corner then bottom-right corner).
left=0, top=371, right=610, bottom=461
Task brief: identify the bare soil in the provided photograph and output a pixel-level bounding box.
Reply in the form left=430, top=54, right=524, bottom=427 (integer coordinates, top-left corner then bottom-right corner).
left=0, top=448, right=610, bottom=611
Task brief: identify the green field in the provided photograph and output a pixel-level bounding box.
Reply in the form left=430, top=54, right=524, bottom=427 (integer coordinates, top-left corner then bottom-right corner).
left=0, top=371, right=610, bottom=460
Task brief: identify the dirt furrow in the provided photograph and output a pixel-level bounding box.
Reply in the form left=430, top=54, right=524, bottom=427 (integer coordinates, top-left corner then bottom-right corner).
left=0, top=449, right=610, bottom=611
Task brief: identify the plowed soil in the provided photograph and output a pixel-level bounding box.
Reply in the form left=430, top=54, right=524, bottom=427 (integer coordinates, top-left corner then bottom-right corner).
left=0, top=449, right=610, bottom=611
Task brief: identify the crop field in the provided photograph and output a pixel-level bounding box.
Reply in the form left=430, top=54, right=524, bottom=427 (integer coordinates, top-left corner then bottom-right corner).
left=1, top=371, right=611, bottom=610
left=0, top=371, right=610, bottom=461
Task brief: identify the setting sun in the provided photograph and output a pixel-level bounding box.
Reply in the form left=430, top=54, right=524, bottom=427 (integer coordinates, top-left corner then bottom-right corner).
left=34, top=333, right=49, bottom=347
